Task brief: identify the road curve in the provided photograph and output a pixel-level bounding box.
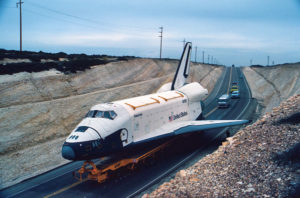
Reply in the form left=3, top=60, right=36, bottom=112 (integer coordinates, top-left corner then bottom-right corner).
left=0, top=66, right=254, bottom=198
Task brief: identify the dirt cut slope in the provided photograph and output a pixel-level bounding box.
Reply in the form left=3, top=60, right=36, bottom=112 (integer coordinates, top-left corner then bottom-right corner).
left=242, top=63, right=300, bottom=114
left=0, top=59, right=223, bottom=189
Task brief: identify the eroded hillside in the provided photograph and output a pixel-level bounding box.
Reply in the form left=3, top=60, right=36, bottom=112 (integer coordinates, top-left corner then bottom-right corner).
left=0, top=58, right=223, bottom=189
left=242, top=63, right=300, bottom=113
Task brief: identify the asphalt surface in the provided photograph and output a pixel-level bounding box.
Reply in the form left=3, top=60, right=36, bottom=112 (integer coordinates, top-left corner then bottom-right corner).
left=0, top=66, right=254, bottom=198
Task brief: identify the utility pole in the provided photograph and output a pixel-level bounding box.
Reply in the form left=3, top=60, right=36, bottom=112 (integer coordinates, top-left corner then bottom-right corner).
left=267, top=56, right=270, bottom=66
left=195, top=46, right=197, bottom=63
left=208, top=54, right=210, bottom=64
left=211, top=56, right=213, bottom=65
left=17, top=0, right=23, bottom=53
left=182, top=38, right=186, bottom=49
left=202, top=51, right=205, bottom=64
left=158, top=26, right=163, bottom=59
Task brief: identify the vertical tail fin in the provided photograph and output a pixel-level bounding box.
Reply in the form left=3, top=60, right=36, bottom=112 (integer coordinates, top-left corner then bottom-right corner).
left=171, top=42, right=192, bottom=90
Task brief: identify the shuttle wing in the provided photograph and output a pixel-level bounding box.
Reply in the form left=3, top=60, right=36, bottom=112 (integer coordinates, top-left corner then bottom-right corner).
left=134, top=120, right=248, bottom=144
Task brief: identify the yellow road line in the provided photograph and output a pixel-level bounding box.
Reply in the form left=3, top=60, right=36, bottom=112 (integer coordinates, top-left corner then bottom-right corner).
left=227, top=67, right=233, bottom=94
left=43, top=178, right=88, bottom=198
left=206, top=67, right=233, bottom=117
left=204, top=106, right=218, bottom=117
left=44, top=67, right=235, bottom=198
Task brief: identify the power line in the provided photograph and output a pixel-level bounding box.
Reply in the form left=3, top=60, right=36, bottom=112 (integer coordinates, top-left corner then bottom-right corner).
left=23, top=8, right=154, bottom=39
left=16, top=0, right=23, bottom=53
left=23, top=8, right=101, bottom=30
left=28, top=2, right=154, bottom=33
left=158, top=26, right=163, bottom=59
left=29, top=2, right=98, bottom=24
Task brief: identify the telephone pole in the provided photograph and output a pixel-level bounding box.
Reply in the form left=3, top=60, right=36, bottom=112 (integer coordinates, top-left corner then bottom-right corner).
left=208, top=54, right=210, bottom=64
left=211, top=56, right=213, bottom=65
left=194, top=46, right=197, bottom=63
left=17, top=0, right=23, bottom=53
left=158, top=26, right=163, bottom=59
left=202, top=51, right=205, bottom=64
left=182, top=38, right=186, bottom=49
left=267, top=56, right=270, bottom=66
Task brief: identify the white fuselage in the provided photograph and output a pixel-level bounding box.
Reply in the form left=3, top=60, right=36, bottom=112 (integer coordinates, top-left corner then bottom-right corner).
left=62, top=82, right=208, bottom=160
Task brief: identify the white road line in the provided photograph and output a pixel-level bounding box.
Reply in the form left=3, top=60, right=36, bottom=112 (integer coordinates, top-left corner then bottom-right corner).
left=204, top=67, right=230, bottom=115
left=127, top=126, right=230, bottom=198
left=215, top=67, right=228, bottom=98
left=237, top=68, right=252, bottom=119
left=6, top=167, right=77, bottom=198
left=127, top=67, right=252, bottom=198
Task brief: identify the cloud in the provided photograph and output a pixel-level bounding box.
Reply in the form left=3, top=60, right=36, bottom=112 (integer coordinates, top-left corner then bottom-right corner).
left=48, top=33, right=130, bottom=45
left=165, top=32, right=266, bottom=50
left=35, top=31, right=158, bottom=48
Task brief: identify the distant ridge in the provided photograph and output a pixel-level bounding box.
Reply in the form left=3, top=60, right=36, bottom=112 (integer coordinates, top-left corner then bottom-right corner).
left=0, top=49, right=135, bottom=75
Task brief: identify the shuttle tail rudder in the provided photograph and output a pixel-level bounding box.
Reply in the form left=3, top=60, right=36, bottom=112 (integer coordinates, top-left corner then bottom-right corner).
left=171, top=42, right=192, bottom=90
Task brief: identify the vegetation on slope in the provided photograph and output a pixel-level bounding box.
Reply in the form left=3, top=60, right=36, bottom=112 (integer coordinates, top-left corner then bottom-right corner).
left=0, top=49, right=134, bottom=74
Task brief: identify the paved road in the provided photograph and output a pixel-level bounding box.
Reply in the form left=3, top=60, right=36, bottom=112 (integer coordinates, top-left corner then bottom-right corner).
left=0, top=66, right=254, bottom=198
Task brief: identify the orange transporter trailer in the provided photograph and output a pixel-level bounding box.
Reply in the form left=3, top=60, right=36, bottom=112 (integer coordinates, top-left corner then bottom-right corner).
left=73, top=138, right=176, bottom=183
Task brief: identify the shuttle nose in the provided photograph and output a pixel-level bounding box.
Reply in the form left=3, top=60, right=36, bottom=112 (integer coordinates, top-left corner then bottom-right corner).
left=62, top=145, right=75, bottom=160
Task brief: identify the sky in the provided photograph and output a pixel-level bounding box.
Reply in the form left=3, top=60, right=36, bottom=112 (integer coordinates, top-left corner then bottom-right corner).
left=0, top=0, right=300, bottom=66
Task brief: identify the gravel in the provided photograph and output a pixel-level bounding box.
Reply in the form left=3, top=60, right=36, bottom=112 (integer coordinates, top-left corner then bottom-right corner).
left=143, top=94, right=300, bottom=197
left=0, top=59, right=223, bottom=189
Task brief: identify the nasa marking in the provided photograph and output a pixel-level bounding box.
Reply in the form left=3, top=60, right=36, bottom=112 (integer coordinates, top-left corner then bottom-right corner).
left=169, top=111, right=188, bottom=122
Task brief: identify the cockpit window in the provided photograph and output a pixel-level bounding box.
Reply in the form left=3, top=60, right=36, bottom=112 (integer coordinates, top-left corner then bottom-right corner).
left=85, top=110, right=96, bottom=118
left=103, top=111, right=110, bottom=119
left=110, top=111, right=117, bottom=119
left=85, top=110, right=117, bottom=120
left=95, top=111, right=103, bottom=118
left=76, top=126, right=89, bottom=132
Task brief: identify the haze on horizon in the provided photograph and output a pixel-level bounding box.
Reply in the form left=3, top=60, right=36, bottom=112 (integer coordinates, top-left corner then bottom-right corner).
left=0, top=0, right=300, bottom=66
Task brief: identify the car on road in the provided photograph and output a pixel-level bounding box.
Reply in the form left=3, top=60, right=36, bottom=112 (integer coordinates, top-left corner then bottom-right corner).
left=218, top=94, right=230, bottom=108
left=230, top=85, right=238, bottom=93
left=231, top=90, right=240, bottom=99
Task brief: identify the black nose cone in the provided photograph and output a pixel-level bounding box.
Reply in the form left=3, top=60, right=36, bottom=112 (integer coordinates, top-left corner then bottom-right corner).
left=62, top=145, right=75, bottom=160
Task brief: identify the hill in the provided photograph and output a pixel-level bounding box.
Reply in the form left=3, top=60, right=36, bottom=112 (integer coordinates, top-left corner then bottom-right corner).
left=0, top=50, right=223, bottom=189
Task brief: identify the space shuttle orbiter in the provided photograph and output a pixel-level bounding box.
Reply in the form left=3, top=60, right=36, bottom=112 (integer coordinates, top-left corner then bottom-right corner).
left=62, top=42, right=247, bottom=161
